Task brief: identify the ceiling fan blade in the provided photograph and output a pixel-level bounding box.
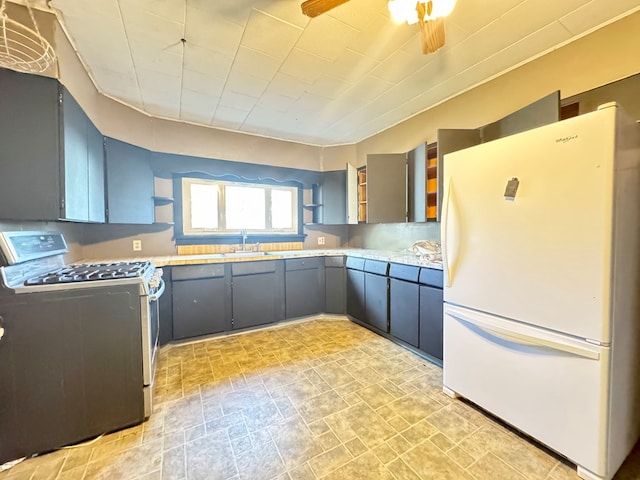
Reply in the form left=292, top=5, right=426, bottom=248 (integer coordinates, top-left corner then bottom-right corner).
left=301, top=0, right=350, bottom=18
left=418, top=17, right=446, bottom=54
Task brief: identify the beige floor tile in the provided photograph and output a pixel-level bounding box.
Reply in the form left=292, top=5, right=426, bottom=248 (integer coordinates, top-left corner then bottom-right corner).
left=234, top=439, right=285, bottom=480
left=322, top=451, right=395, bottom=480
left=467, top=452, right=528, bottom=480
left=185, top=432, right=237, bottom=480
left=401, top=439, right=468, bottom=480
left=307, top=444, right=352, bottom=478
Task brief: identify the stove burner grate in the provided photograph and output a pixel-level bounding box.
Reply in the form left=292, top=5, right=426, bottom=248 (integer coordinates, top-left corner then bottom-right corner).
left=24, top=261, right=152, bottom=286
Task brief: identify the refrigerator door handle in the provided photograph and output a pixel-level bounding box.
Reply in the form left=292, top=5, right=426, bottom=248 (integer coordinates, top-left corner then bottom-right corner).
left=442, top=179, right=458, bottom=287
left=448, top=309, right=601, bottom=360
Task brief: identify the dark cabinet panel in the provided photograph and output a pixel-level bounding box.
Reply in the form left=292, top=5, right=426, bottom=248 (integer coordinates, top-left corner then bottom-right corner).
left=0, top=287, right=143, bottom=464
left=172, top=277, right=229, bottom=339
left=0, top=69, right=105, bottom=222
left=62, top=88, right=90, bottom=222
left=105, top=138, right=154, bottom=224
left=285, top=258, right=324, bottom=319
left=172, top=264, right=229, bottom=340
left=366, top=153, right=407, bottom=224
left=389, top=261, right=421, bottom=348
left=364, top=272, right=388, bottom=332
left=232, top=261, right=284, bottom=330
left=419, top=285, right=444, bottom=361
left=346, top=268, right=365, bottom=321
left=325, top=256, right=345, bottom=314
left=87, top=121, right=106, bottom=222
left=322, top=170, right=347, bottom=224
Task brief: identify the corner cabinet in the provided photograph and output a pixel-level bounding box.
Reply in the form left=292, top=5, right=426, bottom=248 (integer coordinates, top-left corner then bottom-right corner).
left=105, top=138, right=154, bottom=224
left=0, top=68, right=105, bottom=222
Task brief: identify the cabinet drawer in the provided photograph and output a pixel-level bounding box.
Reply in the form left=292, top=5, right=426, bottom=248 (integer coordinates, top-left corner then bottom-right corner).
left=172, top=264, right=225, bottom=281
left=389, top=263, right=420, bottom=282
left=346, top=256, right=365, bottom=271
left=325, top=256, right=345, bottom=268
left=232, top=260, right=277, bottom=276
left=285, top=257, right=322, bottom=271
left=419, top=267, right=444, bottom=288
left=364, top=259, right=389, bottom=276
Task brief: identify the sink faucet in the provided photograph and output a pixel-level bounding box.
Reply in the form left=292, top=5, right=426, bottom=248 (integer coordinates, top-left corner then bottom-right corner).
left=241, top=229, right=248, bottom=251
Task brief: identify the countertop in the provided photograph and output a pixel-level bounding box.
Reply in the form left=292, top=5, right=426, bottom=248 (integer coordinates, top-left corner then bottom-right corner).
left=82, top=249, right=443, bottom=270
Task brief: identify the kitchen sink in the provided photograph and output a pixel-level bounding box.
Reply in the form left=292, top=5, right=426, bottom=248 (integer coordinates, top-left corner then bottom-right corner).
left=222, top=251, right=268, bottom=258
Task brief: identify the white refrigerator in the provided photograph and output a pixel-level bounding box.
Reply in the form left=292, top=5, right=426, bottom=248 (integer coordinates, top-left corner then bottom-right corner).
left=441, top=102, right=640, bottom=480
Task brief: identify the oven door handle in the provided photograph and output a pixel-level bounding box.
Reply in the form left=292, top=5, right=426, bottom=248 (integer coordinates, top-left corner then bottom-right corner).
left=149, top=278, right=165, bottom=302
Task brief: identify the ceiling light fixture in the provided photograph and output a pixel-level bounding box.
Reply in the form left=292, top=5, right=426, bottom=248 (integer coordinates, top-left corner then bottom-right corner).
left=0, top=0, right=56, bottom=73
left=388, top=0, right=456, bottom=54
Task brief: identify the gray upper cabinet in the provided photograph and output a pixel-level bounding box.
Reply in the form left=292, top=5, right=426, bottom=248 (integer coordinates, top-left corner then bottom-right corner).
left=321, top=170, right=347, bottom=224
left=365, top=153, right=407, bottom=224
left=0, top=69, right=105, bottom=222
left=105, top=138, right=154, bottom=224
left=479, top=91, right=560, bottom=143
left=61, top=88, right=105, bottom=223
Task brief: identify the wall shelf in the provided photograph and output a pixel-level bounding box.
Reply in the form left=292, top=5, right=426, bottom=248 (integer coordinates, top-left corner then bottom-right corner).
left=153, top=195, right=174, bottom=205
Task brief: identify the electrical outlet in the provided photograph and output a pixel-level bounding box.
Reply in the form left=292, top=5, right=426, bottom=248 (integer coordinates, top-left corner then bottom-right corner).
left=132, top=239, right=142, bottom=251
left=318, top=236, right=325, bottom=245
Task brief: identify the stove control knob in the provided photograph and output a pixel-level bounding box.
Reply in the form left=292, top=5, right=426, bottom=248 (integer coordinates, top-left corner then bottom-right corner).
left=0, top=327, right=4, bottom=341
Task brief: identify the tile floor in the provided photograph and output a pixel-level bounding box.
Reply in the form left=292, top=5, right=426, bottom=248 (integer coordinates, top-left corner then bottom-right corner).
left=1, top=318, right=640, bottom=480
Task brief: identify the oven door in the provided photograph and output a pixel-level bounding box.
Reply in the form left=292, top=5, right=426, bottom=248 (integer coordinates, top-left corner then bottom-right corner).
left=141, top=278, right=165, bottom=417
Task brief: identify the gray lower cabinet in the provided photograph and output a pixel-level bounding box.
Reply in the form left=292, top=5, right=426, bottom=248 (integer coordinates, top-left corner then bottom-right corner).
left=232, top=261, right=284, bottom=330
left=364, top=259, right=389, bottom=332
left=0, top=68, right=105, bottom=222
left=0, top=286, right=143, bottom=464
left=389, top=264, right=421, bottom=347
left=105, top=138, right=154, bottom=224
left=171, top=265, right=230, bottom=340
left=418, top=268, right=444, bottom=361
left=325, top=256, right=345, bottom=314
left=285, top=257, right=324, bottom=318
left=346, top=257, right=365, bottom=321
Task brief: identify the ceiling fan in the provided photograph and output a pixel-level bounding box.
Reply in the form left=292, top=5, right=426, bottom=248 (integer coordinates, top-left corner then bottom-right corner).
left=300, top=0, right=455, bottom=55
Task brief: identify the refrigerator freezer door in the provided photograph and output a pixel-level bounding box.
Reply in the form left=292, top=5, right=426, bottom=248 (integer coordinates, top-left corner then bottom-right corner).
left=442, top=106, right=618, bottom=343
left=443, top=304, right=610, bottom=478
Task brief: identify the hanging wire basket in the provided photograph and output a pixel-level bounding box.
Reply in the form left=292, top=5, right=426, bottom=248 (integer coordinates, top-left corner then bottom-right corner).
left=0, top=0, right=56, bottom=73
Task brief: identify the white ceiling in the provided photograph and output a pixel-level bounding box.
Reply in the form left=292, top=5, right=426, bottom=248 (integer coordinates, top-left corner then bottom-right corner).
left=45, top=0, right=640, bottom=146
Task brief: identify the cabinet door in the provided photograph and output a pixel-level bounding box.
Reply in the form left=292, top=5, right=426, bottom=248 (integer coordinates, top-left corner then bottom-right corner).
left=365, top=272, right=388, bottom=332
left=419, top=285, right=444, bottom=360
left=346, top=268, right=365, bottom=321
left=366, top=153, right=406, bottom=223
left=389, top=278, right=419, bottom=347
left=322, top=170, right=347, bottom=224
left=0, top=68, right=60, bottom=221
left=232, top=272, right=280, bottom=329
left=87, top=120, right=106, bottom=222
left=172, top=277, right=229, bottom=339
left=325, top=266, right=345, bottom=314
left=61, top=88, right=89, bottom=222
left=346, top=163, right=358, bottom=225
left=285, top=258, right=323, bottom=318
left=0, top=288, right=143, bottom=464
left=407, top=143, right=426, bottom=222
left=105, top=138, right=154, bottom=224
